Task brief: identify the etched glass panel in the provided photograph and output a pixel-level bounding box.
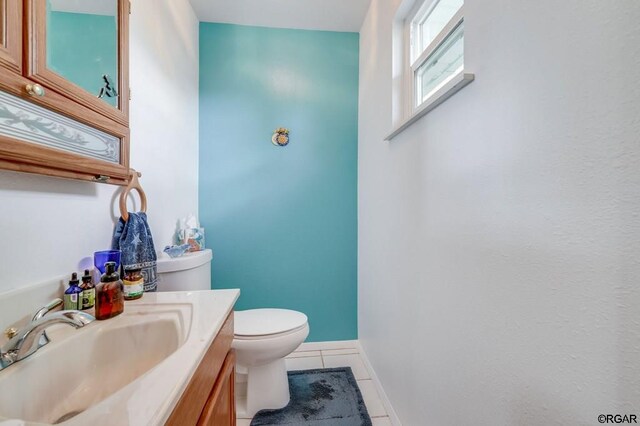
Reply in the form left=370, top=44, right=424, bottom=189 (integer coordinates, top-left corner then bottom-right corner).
left=0, top=90, right=120, bottom=163
left=46, top=0, right=119, bottom=107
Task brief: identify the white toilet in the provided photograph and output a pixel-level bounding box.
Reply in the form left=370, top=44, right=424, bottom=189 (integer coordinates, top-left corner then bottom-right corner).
left=156, top=249, right=309, bottom=418
left=233, top=308, right=309, bottom=417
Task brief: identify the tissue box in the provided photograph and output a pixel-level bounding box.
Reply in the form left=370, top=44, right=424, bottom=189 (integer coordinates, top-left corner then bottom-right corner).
left=179, top=227, right=205, bottom=252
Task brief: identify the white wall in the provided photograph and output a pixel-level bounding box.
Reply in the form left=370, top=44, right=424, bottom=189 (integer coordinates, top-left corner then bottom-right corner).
left=0, top=0, right=199, bottom=293
left=128, top=0, right=199, bottom=247
left=358, top=1, right=640, bottom=425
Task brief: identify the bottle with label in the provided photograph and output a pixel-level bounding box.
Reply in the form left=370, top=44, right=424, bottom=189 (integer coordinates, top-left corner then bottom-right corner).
left=95, top=261, right=124, bottom=320
left=123, top=268, right=144, bottom=301
left=63, top=273, right=83, bottom=310
left=80, top=269, right=95, bottom=309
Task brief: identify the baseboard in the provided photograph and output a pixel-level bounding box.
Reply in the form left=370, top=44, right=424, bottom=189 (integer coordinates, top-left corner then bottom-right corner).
left=356, top=341, right=402, bottom=426
left=296, top=340, right=359, bottom=351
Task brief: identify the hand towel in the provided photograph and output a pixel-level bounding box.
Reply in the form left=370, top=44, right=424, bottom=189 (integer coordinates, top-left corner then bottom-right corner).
left=112, top=212, right=158, bottom=292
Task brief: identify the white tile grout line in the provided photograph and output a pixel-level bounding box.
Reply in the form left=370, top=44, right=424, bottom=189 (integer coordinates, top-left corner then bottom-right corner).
left=356, top=341, right=403, bottom=426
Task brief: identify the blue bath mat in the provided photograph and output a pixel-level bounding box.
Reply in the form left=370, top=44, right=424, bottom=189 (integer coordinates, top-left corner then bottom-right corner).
left=250, top=367, right=372, bottom=425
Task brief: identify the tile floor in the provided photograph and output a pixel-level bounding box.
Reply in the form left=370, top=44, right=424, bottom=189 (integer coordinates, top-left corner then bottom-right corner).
left=236, top=345, right=390, bottom=425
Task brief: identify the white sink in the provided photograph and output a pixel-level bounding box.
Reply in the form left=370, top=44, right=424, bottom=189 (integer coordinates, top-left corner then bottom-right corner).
left=0, top=289, right=239, bottom=426
left=0, top=303, right=190, bottom=424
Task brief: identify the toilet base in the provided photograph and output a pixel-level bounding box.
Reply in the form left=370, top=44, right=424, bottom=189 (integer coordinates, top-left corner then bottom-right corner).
left=232, top=315, right=309, bottom=418
left=243, top=358, right=290, bottom=418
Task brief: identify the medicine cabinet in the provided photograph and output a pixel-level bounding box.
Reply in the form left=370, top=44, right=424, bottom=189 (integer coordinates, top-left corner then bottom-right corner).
left=0, top=0, right=130, bottom=185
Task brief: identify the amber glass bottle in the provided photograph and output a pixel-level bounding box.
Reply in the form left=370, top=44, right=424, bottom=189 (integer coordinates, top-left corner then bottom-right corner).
left=95, top=261, right=124, bottom=320
left=123, top=268, right=144, bottom=300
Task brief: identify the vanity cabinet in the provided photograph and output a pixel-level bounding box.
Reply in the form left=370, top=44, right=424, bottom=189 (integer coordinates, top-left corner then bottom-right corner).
left=198, top=352, right=236, bottom=426
left=0, top=0, right=131, bottom=185
left=166, top=312, right=236, bottom=426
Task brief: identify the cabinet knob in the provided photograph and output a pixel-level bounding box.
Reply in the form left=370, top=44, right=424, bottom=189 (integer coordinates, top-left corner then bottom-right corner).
left=25, top=83, right=45, bottom=97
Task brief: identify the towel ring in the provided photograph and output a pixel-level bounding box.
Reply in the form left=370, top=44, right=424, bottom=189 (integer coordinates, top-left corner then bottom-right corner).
left=119, top=169, right=147, bottom=222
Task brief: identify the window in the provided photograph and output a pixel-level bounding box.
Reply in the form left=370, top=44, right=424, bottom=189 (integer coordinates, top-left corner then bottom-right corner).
left=409, top=0, right=466, bottom=110
left=415, top=19, right=464, bottom=105
left=387, top=0, right=473, bottom=140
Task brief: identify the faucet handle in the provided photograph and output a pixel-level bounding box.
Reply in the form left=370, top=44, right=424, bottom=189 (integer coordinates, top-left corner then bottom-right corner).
left=4, top=328, right=17, bottom=339
left=32, top=298, right=63, bottom=321
left=43, top=298, right=63, bottom=310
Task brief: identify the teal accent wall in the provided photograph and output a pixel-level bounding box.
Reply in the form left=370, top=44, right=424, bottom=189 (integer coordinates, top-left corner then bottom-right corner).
left=199, top=23, right=359, bottom=342
left=47, top=11, right=118, bottom=107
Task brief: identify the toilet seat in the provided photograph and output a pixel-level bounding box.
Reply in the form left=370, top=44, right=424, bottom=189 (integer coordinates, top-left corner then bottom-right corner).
left=233, top=323, right=308, bottom=340
left=234, top=309, right=308, bottom=339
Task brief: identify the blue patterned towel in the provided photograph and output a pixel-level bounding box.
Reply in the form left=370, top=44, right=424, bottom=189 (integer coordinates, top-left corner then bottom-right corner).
left=112, top=212, right=158, bottom=292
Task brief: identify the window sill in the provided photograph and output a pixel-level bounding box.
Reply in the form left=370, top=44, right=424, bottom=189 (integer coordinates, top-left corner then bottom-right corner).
left=385, top=71, right=475, bottom=141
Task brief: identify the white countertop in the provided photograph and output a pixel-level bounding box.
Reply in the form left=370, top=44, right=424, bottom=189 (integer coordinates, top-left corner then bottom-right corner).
left=0, top=289, right=239, bottom=426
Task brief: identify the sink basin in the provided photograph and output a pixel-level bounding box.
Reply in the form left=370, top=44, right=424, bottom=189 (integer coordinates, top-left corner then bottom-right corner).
left=0, top=288, right=239, bottom=426
left=0, top=303, right=191, bottom=424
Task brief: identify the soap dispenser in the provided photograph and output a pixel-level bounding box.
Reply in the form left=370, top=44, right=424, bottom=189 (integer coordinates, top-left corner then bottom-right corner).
left=63, top=273, right=83, bottom=310
left=95, top=261, right=124, bottom=320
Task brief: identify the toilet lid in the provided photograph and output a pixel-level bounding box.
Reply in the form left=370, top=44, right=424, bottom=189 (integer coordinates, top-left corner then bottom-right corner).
left=234, top=309, right=308, bottom=337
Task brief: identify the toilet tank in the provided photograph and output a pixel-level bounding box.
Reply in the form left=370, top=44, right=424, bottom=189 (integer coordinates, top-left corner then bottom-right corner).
left=156, top=249, right=213, bottom=292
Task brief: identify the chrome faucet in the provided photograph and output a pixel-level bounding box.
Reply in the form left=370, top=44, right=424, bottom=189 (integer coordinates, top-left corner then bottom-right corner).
left=31, top=298, right=64, bottom=347
left=1, top=307, right=94, bottom=371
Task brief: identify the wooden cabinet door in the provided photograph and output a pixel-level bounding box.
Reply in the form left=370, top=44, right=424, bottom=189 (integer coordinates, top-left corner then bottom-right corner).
left=198, top=351, right=236, bottom=426
left=25, top=0, right=129, bottom=126
left=166, top=313, right=235, bottom=426
left=0, top=0, right=22, bottom=73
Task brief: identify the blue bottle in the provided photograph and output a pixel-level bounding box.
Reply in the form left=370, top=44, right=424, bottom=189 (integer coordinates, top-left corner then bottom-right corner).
left=63, top=273, right=83, bottom=310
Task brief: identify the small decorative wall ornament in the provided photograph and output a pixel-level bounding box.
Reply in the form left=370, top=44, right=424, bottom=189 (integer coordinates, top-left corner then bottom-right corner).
left=272, top=127, right=290, bottom=146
